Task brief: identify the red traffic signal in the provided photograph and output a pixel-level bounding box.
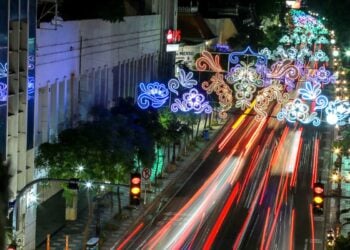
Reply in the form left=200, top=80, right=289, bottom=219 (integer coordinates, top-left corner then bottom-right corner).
left=130, top=173, right=141, bottom=206
left=313, top=182, right=324, bottom=214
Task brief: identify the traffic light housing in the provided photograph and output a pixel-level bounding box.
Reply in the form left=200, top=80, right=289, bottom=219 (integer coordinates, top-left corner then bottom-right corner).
left=130, top=173, right=141, bottom=206
left=313, top=182, right=324, bottom=215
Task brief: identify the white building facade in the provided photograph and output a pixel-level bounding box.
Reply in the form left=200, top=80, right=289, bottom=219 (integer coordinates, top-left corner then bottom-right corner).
left=1, top=0, right=178, bottom=248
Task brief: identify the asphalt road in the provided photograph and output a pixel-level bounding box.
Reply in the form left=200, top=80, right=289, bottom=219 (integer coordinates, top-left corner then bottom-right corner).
left=116, top=113, right=324, bottom=249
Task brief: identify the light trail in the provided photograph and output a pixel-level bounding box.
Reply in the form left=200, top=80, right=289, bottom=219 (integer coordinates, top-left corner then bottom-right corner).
left=232, top=100, right=256, bottom=129
left=116, top=223, right=144, bottom=250
left=289, top=209, right=295, bottom=250
left=144, top=144, right=244, bottom=249
left=203, top=183, right=240, bottom=250
left=260, top=206, right=271, bottom=250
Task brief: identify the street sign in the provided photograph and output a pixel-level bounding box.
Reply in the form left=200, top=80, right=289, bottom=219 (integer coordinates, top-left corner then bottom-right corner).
left=142, top=168, right=151, bottom=180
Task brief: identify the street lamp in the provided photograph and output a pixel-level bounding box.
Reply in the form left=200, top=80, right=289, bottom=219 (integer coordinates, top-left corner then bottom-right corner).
left=345, top=50, right=350, bottom=57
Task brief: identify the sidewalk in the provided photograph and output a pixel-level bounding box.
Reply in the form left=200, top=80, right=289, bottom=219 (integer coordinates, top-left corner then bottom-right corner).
left=38, top=118, right=227, bottom=250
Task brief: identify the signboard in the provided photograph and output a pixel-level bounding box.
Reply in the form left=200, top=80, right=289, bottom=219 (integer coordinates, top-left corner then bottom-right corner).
left=142, top=168, right=151, bottom=180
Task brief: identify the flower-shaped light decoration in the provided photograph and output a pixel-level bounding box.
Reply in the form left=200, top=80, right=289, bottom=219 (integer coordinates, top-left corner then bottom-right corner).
left=254, top=80, right=289, bottom=121
left=0, top=81, right=7, bottom=103
left=315, top=36, right=329, bottom=45
left=279, top=35, right=291, bottom=44
left=312, top=66, right=337, bottom=85
left=310, top=49, right=329, bottom=62
left=137, top=82, right=169, bottom=109
left=0, top=63, right=7, bottom=78
left=298, top=81, right=329, bottom=110
left=259, top=48, right=273, bottom=60
left=277, top=98, right=321, bottom=126
left=226, top=61, right=263, bottom=110
left=171, top=88, right=212, bottom=114
left=168, top=69, right=198, bottom=95
left=325, top=101, right=350, bottom=125
left=273, top=46, right=288, bottom=60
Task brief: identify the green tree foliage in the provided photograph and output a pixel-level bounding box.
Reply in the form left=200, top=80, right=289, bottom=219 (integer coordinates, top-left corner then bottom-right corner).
left=60, top=0, right=125, bottom=23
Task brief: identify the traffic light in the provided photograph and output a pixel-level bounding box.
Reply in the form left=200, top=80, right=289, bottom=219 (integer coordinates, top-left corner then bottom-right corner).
left=313, top=182, right=324, bottom=215
left=130, top=173, right=141, bottom=206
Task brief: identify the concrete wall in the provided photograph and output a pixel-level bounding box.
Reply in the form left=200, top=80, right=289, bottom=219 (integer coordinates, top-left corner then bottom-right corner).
left=35, top=15, right=161, bottom=147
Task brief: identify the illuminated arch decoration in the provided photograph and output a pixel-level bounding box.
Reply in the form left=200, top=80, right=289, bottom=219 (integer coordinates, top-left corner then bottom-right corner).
left=137, top=82, right=169, bottom=109
left=171, top=88, right=212, bottom=114
left=279, top=35, right=291, bottom=44
left=168, top=69, right=198, bottom=95
left=315, top=36, right=329, bottom=45
left=254, top=81, right=289, bottom=121
left=226, top=61, right=263, bottom=110
left=277, top=98, right=321, bottom=126
left=325, top=101, right=350, bottom=125
left=228, top=46, right=267, bottom=69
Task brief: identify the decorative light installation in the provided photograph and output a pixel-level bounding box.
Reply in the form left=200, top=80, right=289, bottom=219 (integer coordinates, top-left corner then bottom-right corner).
left=325, top=101, right=350, bottom=125
left=171, top=88, right=212, bottom=114
left=226, top=61, right=263, bottom=110
left=168, top=69, right=198, bottom=95
left=254, top=81, right=289, bottom=121
left=0, top=62, right=7, bottom=103
left=195, top=51, right=223, bottom=73
left=311, top=66, right=337, bottom=85
left=298, top=82, right=328, bottom=110
left=0, top=82, right=7, bottom=102
left=202, top=73, right=233, bottom=119
left=137, top=82, right=169, bottom=109
left=0, top=62, right=7, bottom=78
left=277, top=98, right=321, bottom=126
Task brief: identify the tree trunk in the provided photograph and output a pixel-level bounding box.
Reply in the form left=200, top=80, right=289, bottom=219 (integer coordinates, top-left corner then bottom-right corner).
left=171, top=143, right=176, bottom=163
left=204, top=114, right=208, bottom=129
left=82, top=192, right=94, bottom=250
left=195, top=116, right=202, bottom=138
left=117, top=186, right=122, bottom=215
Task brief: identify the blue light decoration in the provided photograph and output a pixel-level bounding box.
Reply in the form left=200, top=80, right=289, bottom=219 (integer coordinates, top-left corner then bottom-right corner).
left=228, top=46, right=267, bottom=69
left=325, top=101, right=350, bottom=125
left=298, top=81, right=328, bottom=110
left=277, top=98, right=321, bottom=126
left=168, top=69, right=197, bottom=95
left=171, top=88, right=212, bottom=114
left=215, top=43, right=231, bottom=52
left=137, top=82, right=169, bottom=109
left=312, top=66, right=337, bottom=85
left=310, top=49, right=329, bottom=62
left=0, top=62, right=7, bottom=103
